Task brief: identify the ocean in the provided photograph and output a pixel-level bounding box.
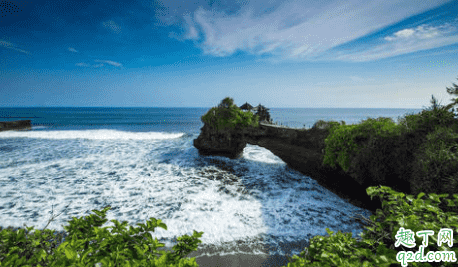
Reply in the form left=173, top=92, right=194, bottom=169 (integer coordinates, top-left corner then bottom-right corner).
left=0, top=107, right=422, bottom=266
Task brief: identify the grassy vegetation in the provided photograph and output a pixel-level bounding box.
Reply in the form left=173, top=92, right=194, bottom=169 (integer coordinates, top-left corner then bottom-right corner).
left=2, top=81, right=458, bottom=266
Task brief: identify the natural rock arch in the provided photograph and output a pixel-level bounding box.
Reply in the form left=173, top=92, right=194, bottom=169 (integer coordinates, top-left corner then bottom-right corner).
left=194, top=122, right=383, bottom=213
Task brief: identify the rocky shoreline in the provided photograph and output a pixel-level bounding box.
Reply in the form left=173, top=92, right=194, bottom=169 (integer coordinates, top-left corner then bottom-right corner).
left=0, top=120, right=32, bottom=132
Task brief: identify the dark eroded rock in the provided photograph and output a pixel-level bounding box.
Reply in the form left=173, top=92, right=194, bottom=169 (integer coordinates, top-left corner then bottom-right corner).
left=0, top=120, right=32, bottom=132
left=194, top=121, right=383, bottom=213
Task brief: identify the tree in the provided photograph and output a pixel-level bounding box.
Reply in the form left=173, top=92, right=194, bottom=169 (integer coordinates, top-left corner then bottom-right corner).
left=429, top=94, right=442, bottom=111
left=218, top=97, right=235, bottom=109
left=254, top=104, right=271, bottom=123
left=443, top=75, right=458, bottom=114
left=201, top=97, right=259, bottom=131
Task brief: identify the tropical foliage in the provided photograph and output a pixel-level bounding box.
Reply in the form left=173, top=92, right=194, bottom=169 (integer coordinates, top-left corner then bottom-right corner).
left=283, top=186, right=458, bottom=267
left=201, top=97, right=259, bottom=131
left=322, top=117, right=400, bottom=172
left=0, top=205, right=203, bottom=266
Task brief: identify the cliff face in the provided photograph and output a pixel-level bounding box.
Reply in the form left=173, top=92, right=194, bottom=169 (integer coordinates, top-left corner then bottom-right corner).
left=194, top=122, right=383, bottom=213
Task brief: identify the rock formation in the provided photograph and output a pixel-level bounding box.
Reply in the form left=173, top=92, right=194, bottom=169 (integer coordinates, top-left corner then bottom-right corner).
left=0, top=120, right=32, bottom=132
left=194, top=120, right=384, bottom=213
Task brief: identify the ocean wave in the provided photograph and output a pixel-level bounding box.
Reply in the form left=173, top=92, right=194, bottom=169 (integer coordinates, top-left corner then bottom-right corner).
left=0, top=129, right=184, bottom=140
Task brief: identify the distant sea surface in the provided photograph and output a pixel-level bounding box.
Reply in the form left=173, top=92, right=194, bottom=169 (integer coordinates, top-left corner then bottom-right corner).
left=0, top=107, right=422, bottom=266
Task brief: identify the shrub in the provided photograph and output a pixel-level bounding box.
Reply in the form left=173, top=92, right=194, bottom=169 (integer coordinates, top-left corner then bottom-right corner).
left=347, top=132, right=405, bottom=189
left=410, top=126, right=458, bottom=198
left=201, top=97, right=259, bottom=131
left=323, top=117, right=399, bottom=172
left=282, top=186, right=458, bottom=267
left=0, top=205, right=203, bottom=266
left=311, top=120, right=343, bottom=130
left=396, top=108, right=457, bottom=135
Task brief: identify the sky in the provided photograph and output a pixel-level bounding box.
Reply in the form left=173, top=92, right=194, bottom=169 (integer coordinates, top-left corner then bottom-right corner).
left=1, top=0, right=458, bottom=108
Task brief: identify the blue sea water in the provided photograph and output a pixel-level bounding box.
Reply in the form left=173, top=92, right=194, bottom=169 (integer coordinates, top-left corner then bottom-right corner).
left=0, top=107, right=422, bottom=265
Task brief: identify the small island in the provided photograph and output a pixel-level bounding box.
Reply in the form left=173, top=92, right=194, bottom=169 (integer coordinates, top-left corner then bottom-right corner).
left=0, top=120, right=32, bottom=132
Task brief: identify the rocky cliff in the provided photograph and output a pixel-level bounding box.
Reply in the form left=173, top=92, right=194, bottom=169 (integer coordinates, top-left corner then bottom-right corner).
left=194, top=121, right=384, bottom=213
left=0, top=120, right=32, bottom=132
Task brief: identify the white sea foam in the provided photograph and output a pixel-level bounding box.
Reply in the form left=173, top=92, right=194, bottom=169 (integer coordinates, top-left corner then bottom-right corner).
left=0, top=131, right=373, bottom=258
left=31, top=126, right=48, bottom=130
left=242, top=144, right=285, bottom=164
left=0, top=129, right=184, bottom=140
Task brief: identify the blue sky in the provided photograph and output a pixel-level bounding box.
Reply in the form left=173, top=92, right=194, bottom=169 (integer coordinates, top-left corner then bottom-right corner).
left=1, top=0, right=458, bottom=108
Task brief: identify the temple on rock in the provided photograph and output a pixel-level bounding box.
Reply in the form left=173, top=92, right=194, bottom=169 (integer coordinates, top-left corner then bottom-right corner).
left=239, top=102, right=272, bottom=123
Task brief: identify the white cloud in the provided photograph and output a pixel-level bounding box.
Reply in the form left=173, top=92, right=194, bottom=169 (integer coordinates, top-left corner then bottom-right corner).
left=94, top=60, right=123, bottom=67
left=183, top=13, right=199, bottom=39
left=102, top=20, right=122, bottom=34
left=68, top=47, right=78, bottom=53
left=384, top=24, right=452, bottom=42
left=173, top=0, right=455, bottom=62
left=332, top=22, right=458, bottom=62
left=0, top=39, right=31, bottom=55
left=76, top=60, right=122, bottom=68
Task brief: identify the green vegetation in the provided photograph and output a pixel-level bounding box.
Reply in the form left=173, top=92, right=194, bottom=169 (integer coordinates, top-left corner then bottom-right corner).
left=312, top=120, right=345, bottom=130
left=3, top=78, right=458, bottom=266
left=283, top=186, right=458, bottom=267
left=322, top=117, right=400, bottom=173
left=322, top=94, right=458, bottom=195
left=1, top=205, right=203, bottom=266
left=200, top=97, right=259, bottom=131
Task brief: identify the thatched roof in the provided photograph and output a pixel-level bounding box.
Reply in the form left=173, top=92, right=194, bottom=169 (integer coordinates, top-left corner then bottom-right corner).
left=255, top=104, right=269, bottom=111
left=239, top=102, right=254, bottom=110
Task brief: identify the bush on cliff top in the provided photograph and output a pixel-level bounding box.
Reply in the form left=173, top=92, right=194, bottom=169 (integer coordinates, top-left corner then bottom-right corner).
left=410, top=125, right=458, bottom=197
left=201, top=97, right=259, bottom=131
left=321, top=94, right=458, bottom=198
left=322, top=117, right=400, bottom=172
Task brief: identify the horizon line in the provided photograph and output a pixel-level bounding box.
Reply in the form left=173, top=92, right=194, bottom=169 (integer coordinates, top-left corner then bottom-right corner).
left=0, top=106, right=425, bottom=109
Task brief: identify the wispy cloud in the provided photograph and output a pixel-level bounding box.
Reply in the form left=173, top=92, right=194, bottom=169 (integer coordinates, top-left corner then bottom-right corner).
left=68, top=47, right=78, bottom=53
left=75, top=60, right=122, bottom=68
left=94, top=60, right=123, bottom=67
left=173, top=0, right=455, bottom=62
left=0, top=39, right=31, bottom=55
left=102, top=20, right=122, bottom=34
left=331, top=22, right=458, bottom=62
left=75, top=63, right=90, bottom=67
